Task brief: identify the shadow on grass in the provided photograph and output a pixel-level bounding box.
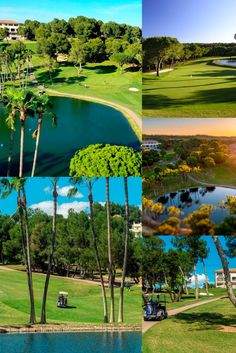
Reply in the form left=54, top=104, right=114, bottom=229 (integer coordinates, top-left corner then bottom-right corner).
left=84, top=64, right=117, bottom=74
left=37, top=69, right=87, bottom=86
left=173, top=310, right=236, bottom=331
left=143, top=85, right=236, bottom=110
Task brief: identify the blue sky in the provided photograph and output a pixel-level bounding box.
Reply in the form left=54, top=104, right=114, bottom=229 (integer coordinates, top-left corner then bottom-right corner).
left=160, top=236, right=236, bottom=285
left=0, top=0, right=141, bottom=26
left=143, top=0, right=236, bottom=42
left=0, top=177, right=142, bottom=217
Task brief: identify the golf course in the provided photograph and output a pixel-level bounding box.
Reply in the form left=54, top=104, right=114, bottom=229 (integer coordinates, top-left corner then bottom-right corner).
left=143, top=295, right=236, bottom=353
left=143, top=57, right=236, bottom=117
left=0, top=267, right=141, bottom=326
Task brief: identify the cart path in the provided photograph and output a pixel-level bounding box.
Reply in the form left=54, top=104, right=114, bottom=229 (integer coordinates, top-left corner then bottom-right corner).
left=188, top=174, right=236, bottom=190
left=142, top=295, right=225, bottom=333
left=40, top=88, right=142, bottom=131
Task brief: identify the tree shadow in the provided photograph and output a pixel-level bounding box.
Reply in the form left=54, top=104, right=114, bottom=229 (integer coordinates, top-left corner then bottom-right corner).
left=143, top=94, right=181, bottom=110
left=84, top=64, right=117, bottom=74
left=173, top=310, right=236, bottom=331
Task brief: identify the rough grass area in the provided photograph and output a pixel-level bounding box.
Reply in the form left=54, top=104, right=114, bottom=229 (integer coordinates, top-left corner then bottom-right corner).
left=0, top=268, right=141, bottom=325
left=143, top=57, right=236, bottom=117
left=143, top=297, right=236, bottom=353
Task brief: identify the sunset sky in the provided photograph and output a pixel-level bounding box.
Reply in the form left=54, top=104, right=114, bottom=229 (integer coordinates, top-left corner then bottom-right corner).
left=143, top=118, right=236, bottom=136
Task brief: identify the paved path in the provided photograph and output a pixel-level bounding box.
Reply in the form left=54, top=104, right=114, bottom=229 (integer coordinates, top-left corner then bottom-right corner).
left=142, top=296, right=225, bottom=333
left=44, top=88, right=142, bottom=131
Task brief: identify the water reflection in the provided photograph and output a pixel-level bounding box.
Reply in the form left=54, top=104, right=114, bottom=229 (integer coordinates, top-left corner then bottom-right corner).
left=0, top=332, right=142, bottom=353
left=153, top=186, right=236, bottom=224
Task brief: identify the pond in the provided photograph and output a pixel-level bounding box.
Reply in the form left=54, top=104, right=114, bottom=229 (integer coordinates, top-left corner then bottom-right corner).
left=0, top=96, right=140, bottom=176
left=0, top=331, right=141, bottom=353
left=214, top=59, right=236, bottom=68
left=154, top=186, right=236, bottom=224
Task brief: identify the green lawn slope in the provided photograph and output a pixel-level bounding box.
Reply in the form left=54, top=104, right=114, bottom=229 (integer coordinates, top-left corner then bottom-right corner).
left=0, top=268, right=141, bottom=326
left=143, top=57, right=236, bottom=117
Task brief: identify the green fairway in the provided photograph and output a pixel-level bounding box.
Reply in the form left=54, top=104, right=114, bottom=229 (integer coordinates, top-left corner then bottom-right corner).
left=31, top=56, right=141, bottom=117
left=143, top=297, right=236, bottom=353
left=0, top=268, right=141, bottom=325
left=143, top=57, right=236, bottom=117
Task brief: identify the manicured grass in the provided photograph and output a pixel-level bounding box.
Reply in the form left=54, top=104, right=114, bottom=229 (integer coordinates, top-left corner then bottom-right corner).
left=145, top=288, right=227, bottom=310
left=0, top=268, right=141, bottom=325
left=143, top=297, right=236, bottom=353
left=31, top=56, right=141, bottom=117
left=196, top=165, right=236, bottom=186
left=143, top=57, right=236, bottom=117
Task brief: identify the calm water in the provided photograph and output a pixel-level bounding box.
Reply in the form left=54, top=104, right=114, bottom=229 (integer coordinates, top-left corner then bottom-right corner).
left=0, top=97, right=139, bottom=176
left=0, top=332, right=141, bottom=353
left=216, top=59, right=236, bottom=67
left=154, top=186, right=236, bottom=224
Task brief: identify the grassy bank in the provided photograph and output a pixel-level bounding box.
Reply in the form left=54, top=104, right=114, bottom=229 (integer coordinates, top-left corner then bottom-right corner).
left=0, top=268, right=141, bottom=326
left=143, top=57, right=236, bottom=117
left=143, top=297, right=236, bottom=353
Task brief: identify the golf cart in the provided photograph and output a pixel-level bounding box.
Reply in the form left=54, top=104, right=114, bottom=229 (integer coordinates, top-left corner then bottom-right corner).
left=143, top=294, right=168, bottom=321
left=57, top=291, right=68, bottom=308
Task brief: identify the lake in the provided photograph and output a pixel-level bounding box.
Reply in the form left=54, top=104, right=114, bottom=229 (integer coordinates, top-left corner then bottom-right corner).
left=154, top=186, right=236, bottom=224
left=0, top=96, right=140, bottom=176
left=0, top=331, right=142, bottom=353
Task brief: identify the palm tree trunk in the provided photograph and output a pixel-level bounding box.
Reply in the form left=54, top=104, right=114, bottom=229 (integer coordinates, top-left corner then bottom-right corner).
left=31, top=117, right=42, bottom=177
left=88, top=180, right=108, bottom=323
left=7, top=128, right=14, bottom=177
left=22, top=185, right=36, bottom=324
left=106, top=177, right=115, bottom=323
left=193, top=262, right=199, bottom=300
left=212, top=236, right=236, bottom=307
left=19, top=117, right=25, bottom=177
left=202, top=260, right=209, bottom=296
left=41, top=178, right=58, bottom=323
left=179, top=266, right=189, bottom=295
left=118, top=176, right=129, bottom=323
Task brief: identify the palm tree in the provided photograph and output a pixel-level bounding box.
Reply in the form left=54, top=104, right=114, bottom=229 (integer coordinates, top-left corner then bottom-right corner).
left=5, top=88, right=36, bottom=177
left=0, top=177, right=36, bottom=324
left=106, top=176, right=115, bottom=323
left=89, top=179, right=109, bottom=323
left=2, top=88, right=18, bottom=176
left=41, top=177, right=58, bottom=323
left=212, top=235, right=236, bottom=307
left=68, top=178, right=109, bottom=323
left=31, top=94, right=56, bottom=177
left=118, top=176, right=129, bottom=323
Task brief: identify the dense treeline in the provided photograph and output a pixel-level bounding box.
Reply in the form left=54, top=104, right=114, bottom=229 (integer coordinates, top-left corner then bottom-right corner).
left=16, top=17, right=142, bottom=68
left=143, top=36, right=236, bottom=74
left=0, top=202, right=141, bottom=281
left=142, top=235, right=236, bottom=307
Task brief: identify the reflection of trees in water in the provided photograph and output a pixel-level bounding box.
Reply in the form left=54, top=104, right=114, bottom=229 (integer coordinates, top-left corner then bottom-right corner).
left=157, top=186, right=217, bottom=211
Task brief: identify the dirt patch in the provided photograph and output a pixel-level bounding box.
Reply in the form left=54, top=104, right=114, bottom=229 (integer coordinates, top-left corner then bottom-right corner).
left=218, top=325, right=236, bottom=333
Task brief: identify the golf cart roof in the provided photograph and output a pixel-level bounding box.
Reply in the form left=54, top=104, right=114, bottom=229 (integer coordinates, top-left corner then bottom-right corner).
left=59, top=291, right=68, bottom=296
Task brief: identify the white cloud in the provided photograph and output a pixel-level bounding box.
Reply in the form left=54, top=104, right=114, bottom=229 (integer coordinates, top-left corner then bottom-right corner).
left=189, top=273, right=207, bottom=288
left=43, top=185, right=83, bottom=198
left=30, top=201, right=89, bottom=218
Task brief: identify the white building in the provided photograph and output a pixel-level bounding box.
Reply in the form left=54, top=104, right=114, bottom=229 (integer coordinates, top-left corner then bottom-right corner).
left=142, top=140, right=161, bottom=151
left=215, top=269, right=236, bottom=289
left=0, top=20, right=22, bottom=40
left=129, top=222, right=142, bottom=237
